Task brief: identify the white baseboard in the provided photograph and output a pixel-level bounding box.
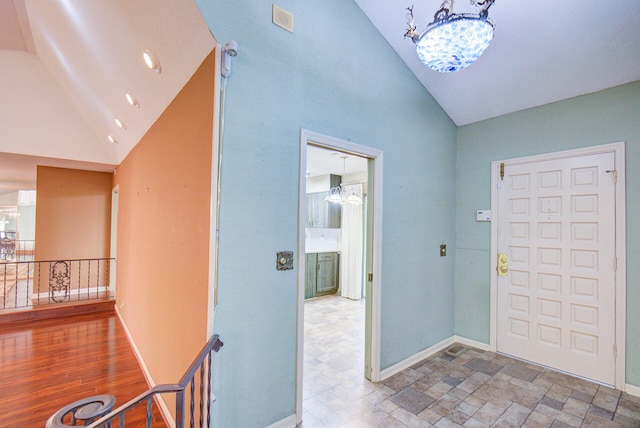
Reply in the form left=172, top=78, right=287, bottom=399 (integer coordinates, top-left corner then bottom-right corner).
left=378, top=335, right=493, bottom=382
left=625, top=383, right=640, bottom=397
left=265, top=414, right=297, bottom=428
left=115, top=306, right=175, bottom=428
left=31, top=286, right=110, bottom=301
left=379, top=336, right=456, bottom=381
left=453, top=335, right=491, bottom=352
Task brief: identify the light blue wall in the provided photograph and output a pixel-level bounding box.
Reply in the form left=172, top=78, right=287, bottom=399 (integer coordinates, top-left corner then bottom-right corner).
left=455, top=81, right=640, bottom=385
left=195, top=0, right=457, bottom=426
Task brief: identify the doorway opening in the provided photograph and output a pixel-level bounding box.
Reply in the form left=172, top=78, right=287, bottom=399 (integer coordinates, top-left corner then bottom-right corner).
left=296, top=130, right=383, bottom=424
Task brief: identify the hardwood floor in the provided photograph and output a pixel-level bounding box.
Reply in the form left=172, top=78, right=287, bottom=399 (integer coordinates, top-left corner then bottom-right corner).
left=0, top=309, right=166, bottom=427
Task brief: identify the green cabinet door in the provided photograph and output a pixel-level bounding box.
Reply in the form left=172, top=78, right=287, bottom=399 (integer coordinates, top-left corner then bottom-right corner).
left=304, top=252, right=340, bottom=299
left=327, top=175, right=342, bottom=228
left=306, top=193, right=328, bottom=228
left=306, top=174, right=342, bottom=228
left=305, top=253, right=318, bottom=299
left=316, top=252, right=340, bottom=296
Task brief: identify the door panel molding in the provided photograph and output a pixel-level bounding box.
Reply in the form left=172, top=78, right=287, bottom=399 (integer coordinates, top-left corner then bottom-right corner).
left=490, top=142, right=626, bottom=389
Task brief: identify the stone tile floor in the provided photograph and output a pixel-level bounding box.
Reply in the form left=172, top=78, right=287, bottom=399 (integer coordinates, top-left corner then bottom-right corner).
left=302, top=295, right=640, bottom=427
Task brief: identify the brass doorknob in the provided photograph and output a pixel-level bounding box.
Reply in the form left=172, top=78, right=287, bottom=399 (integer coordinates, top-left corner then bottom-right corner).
left=497, top=253, right=508, bottom=276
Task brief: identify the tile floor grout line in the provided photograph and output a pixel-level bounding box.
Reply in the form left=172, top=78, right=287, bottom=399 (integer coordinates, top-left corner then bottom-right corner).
left=302, top=294, right=640, bottom=427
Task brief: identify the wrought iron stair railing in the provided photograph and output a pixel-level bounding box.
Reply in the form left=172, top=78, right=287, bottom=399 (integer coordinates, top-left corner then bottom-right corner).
left=46, top=334, right=224, bottom=428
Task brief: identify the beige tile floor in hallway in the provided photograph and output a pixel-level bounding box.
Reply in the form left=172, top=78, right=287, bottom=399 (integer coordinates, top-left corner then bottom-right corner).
left=302, top=294, right=640, bottom=427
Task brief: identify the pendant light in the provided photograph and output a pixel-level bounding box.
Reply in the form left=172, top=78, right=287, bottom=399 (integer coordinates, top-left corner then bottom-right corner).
left=324, top=156, right=363, bottom=206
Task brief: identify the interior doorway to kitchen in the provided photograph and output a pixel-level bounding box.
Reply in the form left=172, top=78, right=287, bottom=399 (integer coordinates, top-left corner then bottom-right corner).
left=296, top=129, right=383, bottom=425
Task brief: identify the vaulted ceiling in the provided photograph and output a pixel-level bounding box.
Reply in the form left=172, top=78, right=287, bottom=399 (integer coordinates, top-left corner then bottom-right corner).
left=0, top=0, right=214, bottom=183
left=1, top=0, right=639, bottom=183
left=355, top=0, right=640, bottom=126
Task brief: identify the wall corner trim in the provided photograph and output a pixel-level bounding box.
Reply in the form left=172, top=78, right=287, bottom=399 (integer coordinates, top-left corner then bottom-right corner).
left=265, top=414, right=297, bottom=428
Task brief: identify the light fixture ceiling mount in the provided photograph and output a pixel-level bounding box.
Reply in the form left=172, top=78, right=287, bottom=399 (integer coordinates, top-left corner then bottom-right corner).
left=405, top=0, right=495, bottom=73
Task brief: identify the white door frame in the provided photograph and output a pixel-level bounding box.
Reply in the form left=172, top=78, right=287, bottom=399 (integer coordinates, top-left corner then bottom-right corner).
left=110, top=185, right=119, bottom=297
left=296, top=129, right=383, bottom=424
left=489, top=142, right=626, bottom=389
left=207, top=41, right=222, bottom=338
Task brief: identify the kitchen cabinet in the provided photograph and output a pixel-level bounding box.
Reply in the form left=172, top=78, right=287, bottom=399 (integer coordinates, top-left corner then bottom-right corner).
left=305, top=252, right=340, bottom=299
left=306, top=193, right=328, bottom=228
left=305, top=253, right=317, bottom=299
left=306, top=175, right=342, bottom=228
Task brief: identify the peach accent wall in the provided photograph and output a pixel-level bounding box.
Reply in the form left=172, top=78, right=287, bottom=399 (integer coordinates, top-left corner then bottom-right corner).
left=35, top=166, right=112, bottom=260
left=113, top=50, right=214, bottom=392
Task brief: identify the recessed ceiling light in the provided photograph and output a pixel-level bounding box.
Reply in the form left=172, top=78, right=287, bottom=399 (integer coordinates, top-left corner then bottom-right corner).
left=125, top=92, right=140, bottom=108
left=143, top=49, right=161, bottom=73
left=114, top=117, right=127, bottom=130
left=107, top=135, right=118, bottom=144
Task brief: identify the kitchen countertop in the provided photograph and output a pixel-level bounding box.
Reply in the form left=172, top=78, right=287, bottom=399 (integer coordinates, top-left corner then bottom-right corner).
left=306, top=227, right=340, bottom=254
left=305, top=248, right=340, bottom=254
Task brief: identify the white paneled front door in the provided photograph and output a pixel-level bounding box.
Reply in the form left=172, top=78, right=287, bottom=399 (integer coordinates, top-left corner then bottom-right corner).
left=496, top=151, right=617, bottom=385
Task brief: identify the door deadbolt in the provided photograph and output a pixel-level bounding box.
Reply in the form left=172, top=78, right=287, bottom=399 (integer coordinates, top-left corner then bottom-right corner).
left=497, top=253, right=508, bottom=276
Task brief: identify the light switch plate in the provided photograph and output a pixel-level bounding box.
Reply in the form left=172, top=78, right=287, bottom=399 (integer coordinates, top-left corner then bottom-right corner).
left=476, top=210, right=491, bottom=222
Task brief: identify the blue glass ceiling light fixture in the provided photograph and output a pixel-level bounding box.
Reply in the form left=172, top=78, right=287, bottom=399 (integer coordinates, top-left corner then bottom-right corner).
left=405, top=0, right=495, bottom=72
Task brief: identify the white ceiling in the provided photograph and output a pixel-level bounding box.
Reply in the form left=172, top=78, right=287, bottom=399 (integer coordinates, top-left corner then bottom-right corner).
left=24, top=0, right=214, bottom=159
left=0, top=0, right=213, bottom=186
left=354, top=0, right=640, bottom=125
left=306, top=145, right=369, bottom=178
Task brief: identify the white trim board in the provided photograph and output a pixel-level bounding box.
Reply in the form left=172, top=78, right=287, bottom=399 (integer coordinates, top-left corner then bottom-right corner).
left=626, top=384, right=640, bottom=398
left=380, top=336, right=455, bottom=380
left=207, top=40, right=222, bottom=338
left=489, top=142, right=627, bottom=390
left=265, top=414, right=296, bottom=428
left=32, top=286, right=111, bottom=301
left=379, top=335, right=491, bottom=381
left=115, top=306, right=175, bottom=428
left=453, top=335, right=492, bottom=352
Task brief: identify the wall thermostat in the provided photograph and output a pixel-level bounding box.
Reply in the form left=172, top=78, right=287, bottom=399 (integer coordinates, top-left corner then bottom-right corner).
left=476, top=210, right=491, bottom=222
